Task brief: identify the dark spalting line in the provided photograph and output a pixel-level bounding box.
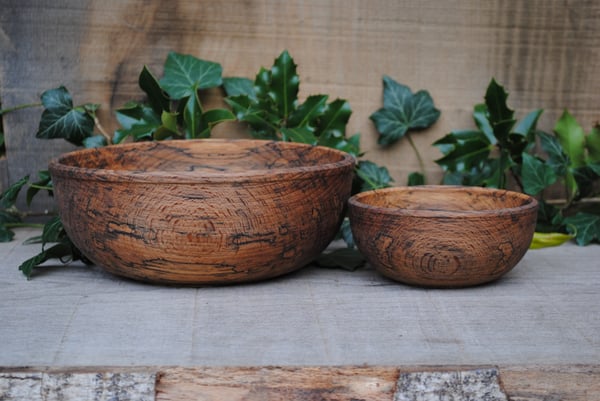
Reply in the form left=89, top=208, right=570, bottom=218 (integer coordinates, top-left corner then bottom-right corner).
left=141, top=257, right=238, bottom=271
left=229, top=232, right=276, bottom=247
left=106, top=221, right=157, bottom=243
left=187, top=164, right=229, bottom=172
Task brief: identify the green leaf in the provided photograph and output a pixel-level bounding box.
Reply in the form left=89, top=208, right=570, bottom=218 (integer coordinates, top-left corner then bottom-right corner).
left=538, top=131, right=570, bottom=175
left=521, top=153, right=557, bottom=195
left=407, top=172, right=425, bottom=186
left=18, top=241, right=72, bottom=279
left=159, top=52, right=223, bottom=99
left=472, top=104, right=496, bottom=145
left=318, top=132, right=361, bottom=157
left=139, top=65, right=170, bottom=115
left=268, top=50, right=299, bottom=119
left=484, top=79, right=515, bottom=143
left=370, top=76, right=440, bottom=146
left=183, top=92, right=202, bottom=139
left=535, top=200, right=564, bottom=233
left=513, top=109, right=543, bottom=138
left=529, top=232, right=574, bottom=249
left=41, top=215, right=66, bottom=245
left=287, top=95, right=328, bottom=128
left=1, top=175, right=29, bottom=208
left=564, top=212, right=600, bottom=246
left=315, top=248, right=365, bottom=271
left=114, top=102, right=161, bottom=143
left=316, top=99, right=352, bottom=139
left=586, top=124, right=600, bottom=162
left=433, top=130, right=492, bottom=172
left=0, top=225, right=15, bottom=242
left=280, top=127, right=318, bottom=145
left=82, top=135, right=108, bottom=148
left=572, top=164, right=600, bottom=200
left=554, top=110, right=586, bottom=168
left=222, top=77, right=256, bottom=100
left=339, top=217, right=355, bottom=248
left=356, top=160, right=393, bottom=191
left=26, top=170, right=52, bottom=206
left=196, top=108, right=236, bottom=138
left=36, top=87, right=95, bottom=146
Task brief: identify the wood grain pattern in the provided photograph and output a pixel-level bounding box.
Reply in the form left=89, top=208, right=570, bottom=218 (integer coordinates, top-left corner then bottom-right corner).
left=155, top=366, right=399, bottom=401
left=48, top=139, right=354, bottom=284
left=2, top=0, right=600, bottom=209
left=348, top=186, right=538, bottom=287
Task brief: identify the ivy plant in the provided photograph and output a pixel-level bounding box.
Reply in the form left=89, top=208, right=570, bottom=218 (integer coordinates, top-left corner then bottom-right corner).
left=369, top=75, right=441, bottom=184
left=434, top=79, right=600, bottom=246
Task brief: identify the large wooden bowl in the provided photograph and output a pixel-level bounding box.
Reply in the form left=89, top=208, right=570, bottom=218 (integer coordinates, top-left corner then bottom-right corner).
left=348, top=186, right=538, bottom=287
left=49, top=139, right=355, bottom=285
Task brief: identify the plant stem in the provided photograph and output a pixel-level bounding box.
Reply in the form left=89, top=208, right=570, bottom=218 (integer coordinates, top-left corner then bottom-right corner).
left=406, top=133, right=426, bottom=178
left=0, top=103, right=43, bottom=115
left=92, top=114, right=112, bottom=144
left=4, top=223, right=45, bottom=229
left=28, top=184, right=53, bottom=191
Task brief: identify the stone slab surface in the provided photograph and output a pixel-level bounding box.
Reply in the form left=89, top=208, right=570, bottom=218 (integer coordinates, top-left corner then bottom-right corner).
left=1, top=228, right=599, bottom=367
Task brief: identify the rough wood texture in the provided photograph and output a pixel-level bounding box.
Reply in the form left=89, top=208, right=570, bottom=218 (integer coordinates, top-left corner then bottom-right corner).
left=2, top=1, right=600, bottom=210
left=155, top=366, right=399, bottom=401
left=348, top=186, right=538, bottom=287
left=49, top=139, right=354, bottom=284
left=0, top=371, right=155, bottom=401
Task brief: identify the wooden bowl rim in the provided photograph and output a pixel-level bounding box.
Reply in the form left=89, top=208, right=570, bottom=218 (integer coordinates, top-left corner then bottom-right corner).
left=348, top=185, right=538, bottom=218
left=48, top=139, right=356, bottom=184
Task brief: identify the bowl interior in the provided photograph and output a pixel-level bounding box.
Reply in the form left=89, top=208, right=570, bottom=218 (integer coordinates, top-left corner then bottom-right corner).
left=350, top=186, right=537, bottom=215
left=53, top=139, right=353, bottom=177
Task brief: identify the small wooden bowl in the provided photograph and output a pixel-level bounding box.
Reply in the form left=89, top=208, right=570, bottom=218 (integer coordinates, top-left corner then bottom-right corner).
left=49, top=139, right=355, bottom=285
left=348, top=186, right=538, bottom=287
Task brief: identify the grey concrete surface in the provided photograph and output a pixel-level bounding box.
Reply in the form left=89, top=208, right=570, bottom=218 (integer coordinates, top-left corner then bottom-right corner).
left=1, top=228, right=598, bottom=367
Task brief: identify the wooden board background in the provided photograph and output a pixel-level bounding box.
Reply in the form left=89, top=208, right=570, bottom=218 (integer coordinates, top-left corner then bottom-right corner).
left=1, top=0, right=600, bottom=210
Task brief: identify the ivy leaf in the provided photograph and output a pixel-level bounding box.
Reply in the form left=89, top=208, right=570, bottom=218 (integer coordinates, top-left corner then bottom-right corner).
left=36, top=87, right=94, bottom=146
left=159, top=52, right=223, bottom=99
left=554, top=110, right=586, bottom=168
left=26, top=170, right=52, bottom=206
left=318, top=132, right=361, bottom=157
left=521, top=153, right=557, bottom=195
left=184, top=92, right=203, bottom=139
left=1, top=175, right=29, bottom=208
left=82, top=135, right=108, bottom=148
left=370, top=76, right=440, bottom=146
left=407, top=172, right=425, bottom=186
left=484, top=78, right=515, bottom=144
left=316, top=99, right=352, bottom=139
left=0, top=225, right=15, bottom=242
left=585, top=124, right=600, bottom=163
left=287, top=95, right=328, bottom=129
left=434, top=130, right=492, bottom=172
left=473, top=104, right=496, bottom=145
left=269, top=50, right=299, bottom=119
left=196, top=108, right=236, bottom=138
left=114, top=102, right=162, bottom=143
left=355, top=160, right=393, bottom=191
left=564, top=213, right=600, bottom=246
left=315, top=248, right=365, bottom=271
left=513, top=109, right=543, bottom=139
left=222, top=77, right=256, bottom=100
left=18, top=241, right=72, bottom=279
left=280, top=127, right=318, bottom=145
left=139, top=65, right=170, bottom=115
left=538, top=131, right=570, bottom=175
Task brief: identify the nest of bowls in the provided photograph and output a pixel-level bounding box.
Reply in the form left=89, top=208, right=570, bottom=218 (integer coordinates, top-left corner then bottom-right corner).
left=49, top=139, right=538, bottom=287
left=49, top=139, right=355, bottom=285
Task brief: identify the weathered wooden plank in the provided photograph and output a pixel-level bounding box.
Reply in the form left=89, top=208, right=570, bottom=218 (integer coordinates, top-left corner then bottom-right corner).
left=155, top=366, right=399, bottom=401
left=0, top=371, right=156, bottom=401
left=499, top=365, right=600, bottom=401
left=2, top=0, right=600, bottom=211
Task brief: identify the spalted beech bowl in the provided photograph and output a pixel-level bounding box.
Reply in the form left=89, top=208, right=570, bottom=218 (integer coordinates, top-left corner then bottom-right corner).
left=49, top=139, right=355, bottom=285
left=348, top=186, right=538, bottom=288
